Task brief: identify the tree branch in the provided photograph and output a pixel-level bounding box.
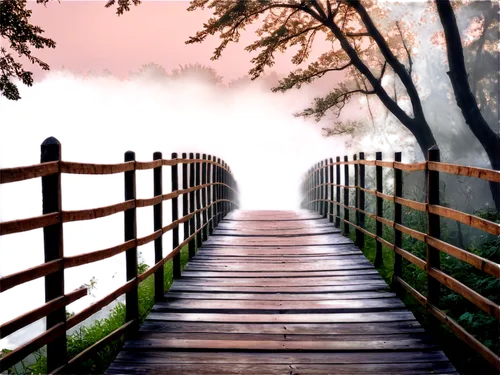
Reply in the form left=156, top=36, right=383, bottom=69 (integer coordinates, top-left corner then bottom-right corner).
left=346, top=0, right=426, bottom=121
left=346, top=32, right=370, bottom=37
left=272, top=61, right=353, bottom=92
left=396, top=21, right=412, bottom=75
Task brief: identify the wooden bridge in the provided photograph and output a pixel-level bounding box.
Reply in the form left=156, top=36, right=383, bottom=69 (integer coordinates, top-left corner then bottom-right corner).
left=107, top=210, right=456, bottom=374
left=1, top=138, right=499, bottom=374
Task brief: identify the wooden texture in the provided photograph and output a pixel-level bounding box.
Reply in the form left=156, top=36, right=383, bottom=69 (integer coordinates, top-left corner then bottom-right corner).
left=107, top=210, right=454, bottom=375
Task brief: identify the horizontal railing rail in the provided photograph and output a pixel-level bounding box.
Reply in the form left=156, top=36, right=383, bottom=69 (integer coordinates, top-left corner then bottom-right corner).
left=300, top=148, right=500, bottom=370
left=0, top=137, right=239, bottom=374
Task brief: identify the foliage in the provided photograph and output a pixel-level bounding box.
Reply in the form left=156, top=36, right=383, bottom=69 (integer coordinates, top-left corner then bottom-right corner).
left=0, top=0, right=55, bottom=100
left=345, top=191, right=499, bottom=373
left=170, top=63, right=224, bottom=85
left=128, top=62, right=169, bottom=82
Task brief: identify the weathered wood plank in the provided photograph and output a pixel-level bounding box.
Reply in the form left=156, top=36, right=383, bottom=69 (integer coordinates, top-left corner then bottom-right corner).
left=107, top=362, right=457, bottom=374
left=139, top=321, right=423, bottom=335
left=106, top=210, right=455, bottom=374
left=112, top=350, right=449, bottom=364
left=163, top=291, right=395, bottom=300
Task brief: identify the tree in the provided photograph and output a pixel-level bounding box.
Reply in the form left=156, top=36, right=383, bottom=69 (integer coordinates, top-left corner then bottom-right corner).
left=128, top=62, right=169, bottom=81
left=0, top=0, right=55, bottom=100
left=183, top=0, right=438, bottom=158
left=170, top=62, right=224, bottom=85
left=435, top=0, right=499, bottom=209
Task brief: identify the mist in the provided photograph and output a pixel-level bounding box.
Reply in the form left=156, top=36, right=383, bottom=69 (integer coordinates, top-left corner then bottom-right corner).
left=0, top=68, right=345, bottom=350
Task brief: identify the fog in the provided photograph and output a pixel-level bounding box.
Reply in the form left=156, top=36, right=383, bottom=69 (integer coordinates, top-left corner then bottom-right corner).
left=0, top=69, right=347, bottom=350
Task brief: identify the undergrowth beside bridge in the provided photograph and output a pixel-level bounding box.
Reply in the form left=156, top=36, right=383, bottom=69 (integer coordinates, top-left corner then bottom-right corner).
left=2, top=244, right=192, bottom=375
left=345, top=206, right=499, bottom=375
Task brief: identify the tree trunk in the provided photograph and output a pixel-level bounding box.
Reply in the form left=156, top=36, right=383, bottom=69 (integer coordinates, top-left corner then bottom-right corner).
left=435, top=0, right=500, bottom=211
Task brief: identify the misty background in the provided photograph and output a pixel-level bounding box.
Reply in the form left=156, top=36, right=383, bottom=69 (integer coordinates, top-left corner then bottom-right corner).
left=0, top=0, right=498, bottom=353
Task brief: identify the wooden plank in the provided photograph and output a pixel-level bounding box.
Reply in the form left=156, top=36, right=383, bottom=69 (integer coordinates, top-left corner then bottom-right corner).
left=163, top=291, right=395, bottom=300
left=0, top=161, right=59, bottom=184
left=428, top=161, right=500, bottom=182
left=112, top=350, right=449, bottom=364
left=139, top=321, right=422, bottom=335
left=123, top=337, right=438, bottom=351
left=0, top=212, right=60, bottom=235
left=106, top=209, right=455, bottom=374
left=146, top=311, right=417, bottom=323
left=170, top=281, right=394, bottom=293
left=131, top=332, right=433, bottom=344
left=152, top=298, right=405, bottom=312
left=180, top=270, right=379, bottom=278
left=107, top=362, right=456, bottom=374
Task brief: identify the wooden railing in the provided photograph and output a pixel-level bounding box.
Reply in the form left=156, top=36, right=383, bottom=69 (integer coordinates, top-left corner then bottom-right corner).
left=300, top=147, right=500, bottom=370
left=0, top=137, right=239, bottom=373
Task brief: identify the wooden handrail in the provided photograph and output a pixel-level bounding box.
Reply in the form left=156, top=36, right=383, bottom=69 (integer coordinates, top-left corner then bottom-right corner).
left=0, top=139, right=240, bottom=373
left=302, top=149, right=500, bottom=370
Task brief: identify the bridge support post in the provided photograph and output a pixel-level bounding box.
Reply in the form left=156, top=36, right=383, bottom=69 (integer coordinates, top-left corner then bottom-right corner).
left=195, top=153, right=202, bottom=248
left=343, top=155, right=350, bottom=235
left=216, top=158, right=222, bottom=226
left=189, top=153, right=196, bottom=259
left=354, top=154, right=361, bottom=245
left=202, top=154, right=209, bottom=241
left=335, top=157, right=341, bottom=228
left=392, top=152, right=403, bottom=290
left=207, top=156, right=214, bottom=235
left=172, top=153, right=181, bottom=279
left=427, top=146, right=441, bottom=325
left=329, top=159, right=334, bottom=223
left=182, top=153, right=189, bottom=263
left=41, top=137, right=67, bottom=373
left=153, top=152, right=164, bottom=302
left=124, top=151, right=139, bottom=326
left=323, top=159, right=328, bottom=218
left=315, top=162, right=320, bottom=213
left=358, top=152, right=366, bottom=249
left=374, top=151, right=383, bottom=267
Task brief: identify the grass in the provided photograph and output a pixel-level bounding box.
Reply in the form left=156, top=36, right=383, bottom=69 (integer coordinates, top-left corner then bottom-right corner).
left=2, top=244, right=192, bottom=375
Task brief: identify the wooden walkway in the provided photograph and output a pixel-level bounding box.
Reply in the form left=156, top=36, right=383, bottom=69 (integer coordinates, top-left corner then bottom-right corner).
left=107, top=210, right=456, bottom=374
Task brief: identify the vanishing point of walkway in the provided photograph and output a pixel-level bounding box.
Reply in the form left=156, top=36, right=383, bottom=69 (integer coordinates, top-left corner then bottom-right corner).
left=107, top=210, right=456, bottom=374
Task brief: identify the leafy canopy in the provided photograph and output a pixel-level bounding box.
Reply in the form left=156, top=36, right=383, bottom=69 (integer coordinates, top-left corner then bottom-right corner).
left=0, top=0, right=142, bottom=100
left=0, top=0, right=55, bottom=100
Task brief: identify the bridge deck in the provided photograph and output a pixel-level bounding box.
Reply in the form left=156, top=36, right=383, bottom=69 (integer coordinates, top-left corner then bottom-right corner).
left=107, top=210, right=456, bottom=374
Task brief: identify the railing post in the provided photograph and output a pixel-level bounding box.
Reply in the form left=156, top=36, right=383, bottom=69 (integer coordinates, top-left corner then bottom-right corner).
left=335, top=157, right=341, bottom=228
left=393, top=152, right=403, bottom=288
left=179, top=152, right=191, bottom=279
left=329, top=159, right=334, bottom=223
left=41, top=137, right=66, bottom=373
left=153, top=152, right=164, bottom=302
left=213, top=158, right=218, bottom=227
left=202, top=154, right=208, bottom=241
left=323, top=160, right=328, bottom=218
left=171, top=153, right=181, bottom=279
left=216, top=158, right=222, bottom=226
left=427, top=146, right=441, bottom=313
left=222, top=160, right=231, bottom=218
left=315, top=162, right=320, bottom=213
left=354, top=154, right=361, bottom=245
left=319, top=161, right=324, bottom=216
left=124, top=151, right=138, bottom=325
left=343, top=155, right=350, bottom=235
left=189, top=153, right=196, bottom=259
left=318, top=162, right=322, bottom=214
left=195, top=153, right=202, bottom=247
left=222, top=161, right=227, bottom=217
left=358, top=152, right=366, bottom=249
left=207, top=156, right=214, bottom=235
left=374, top=151, right=383, bottom=267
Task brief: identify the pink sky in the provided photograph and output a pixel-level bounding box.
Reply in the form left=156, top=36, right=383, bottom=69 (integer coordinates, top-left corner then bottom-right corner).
left=26, top=0, right=329, bottom=83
